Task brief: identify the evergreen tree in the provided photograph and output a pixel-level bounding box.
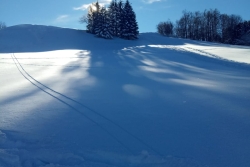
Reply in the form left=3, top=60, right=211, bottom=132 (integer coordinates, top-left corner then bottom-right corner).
left=86, top=2, right=101, bottom=34
left=108, top=0, right=118, bottom=36
left=108, top=0, right=123, bottom=37
left=95, top=7, right=113, bottom=39
left=120, top=0, right=139, bottom=40
left=81, top=0, right=139, bottom=40
left=116, top=0, right=124, bottom=37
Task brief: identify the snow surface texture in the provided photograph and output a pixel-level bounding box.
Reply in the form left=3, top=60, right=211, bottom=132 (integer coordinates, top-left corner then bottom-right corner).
left=0, top=24, right=250, bottom=167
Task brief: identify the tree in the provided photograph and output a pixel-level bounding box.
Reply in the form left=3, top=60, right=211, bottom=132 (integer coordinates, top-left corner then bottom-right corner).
left=234, top=21, right=250, bottom=39
left=79, top=0, right=139, bottom=40
left=157, top=21, right=173, bottom=36
left=108, top=0, right=119, bottom=36
left=120, top=0, right=139, bottom=40
left=193, top=11, right=202, bottom=40
left=232, top=20, right=250, bottom=45
left=219, top=14, right=230, bottom=43
left=175, top=10, right=190, bottom=39
left=116, top=0, right=124, bottom=37
left=219, top=14, right=242, bottom=43
left=158, top=8, right=248, bottom=45
left=95, top=7, right=113, bottom=39
left=85, top=2, right=101, bottom=34
left=211, top=9, right=220, bottom=41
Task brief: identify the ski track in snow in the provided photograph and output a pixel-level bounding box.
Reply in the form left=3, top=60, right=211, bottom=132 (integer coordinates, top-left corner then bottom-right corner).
left=5, top=53, right=192, bottom=167
left=10, top=53, right=146, bottom=155
left=183, top=46, right=250, bottom=66
left=0, top=53, right=210, bottom=167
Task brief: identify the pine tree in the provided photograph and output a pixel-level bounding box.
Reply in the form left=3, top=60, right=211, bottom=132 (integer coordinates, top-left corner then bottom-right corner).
left=108, top=0, right=117, bottom=36
left=108, top=0, right=124, bottom=37
left=86, top=2, right=101, bottom=34
left=86, top=7, right=94, bottom=33
left=116, top=0, right=124, bottom=37
left=120, top=0, right=139, bottom=40
left=83, top=0, right=139, bottom=40
left=95, top=7, right=113, bottom=39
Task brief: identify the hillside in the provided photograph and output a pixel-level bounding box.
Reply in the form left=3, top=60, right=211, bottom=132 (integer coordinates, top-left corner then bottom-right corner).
left=1, top=25, right=250, bottom=167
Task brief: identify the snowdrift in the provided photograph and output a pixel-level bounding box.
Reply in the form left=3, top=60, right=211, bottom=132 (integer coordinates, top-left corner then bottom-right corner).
left=0, top=24, right=250, bottom=167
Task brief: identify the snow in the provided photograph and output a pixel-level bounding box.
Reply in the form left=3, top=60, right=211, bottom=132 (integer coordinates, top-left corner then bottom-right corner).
left=1, top=25, right=250, bottom=167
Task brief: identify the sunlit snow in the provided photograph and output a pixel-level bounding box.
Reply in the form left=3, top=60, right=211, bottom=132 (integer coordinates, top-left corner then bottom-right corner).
left=0, top=25, right=250, bottom=167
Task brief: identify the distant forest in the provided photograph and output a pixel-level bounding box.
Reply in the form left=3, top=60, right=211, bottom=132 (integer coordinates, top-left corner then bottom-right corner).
left=157, top=9, right=250, bottom=46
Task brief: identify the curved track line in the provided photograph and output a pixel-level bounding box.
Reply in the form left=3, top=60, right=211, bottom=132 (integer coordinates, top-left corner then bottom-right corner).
left=11, top=53, right=134, bottom=155
left=12, top=53, right=164, bottom=157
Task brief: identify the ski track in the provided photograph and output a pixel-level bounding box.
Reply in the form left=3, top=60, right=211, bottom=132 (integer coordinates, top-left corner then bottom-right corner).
left=183, top=46, right=250, bottom=66
left=10, top=53, right=164, bottom=158
left=10, top=53, right=136, bottom=155
left=0, top=61, right=102, bottom=68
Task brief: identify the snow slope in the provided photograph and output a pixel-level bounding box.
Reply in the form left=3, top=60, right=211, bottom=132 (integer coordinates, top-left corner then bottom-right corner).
left=0, top=24, right=250, bottom=167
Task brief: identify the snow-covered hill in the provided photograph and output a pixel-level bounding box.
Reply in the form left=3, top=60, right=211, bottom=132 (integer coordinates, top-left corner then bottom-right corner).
left=1, top=24, right=250, bottom=167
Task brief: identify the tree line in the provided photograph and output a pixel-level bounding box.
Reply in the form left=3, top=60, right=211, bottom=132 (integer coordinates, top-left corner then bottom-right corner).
left=81, top=0, right=139, bottom=40
left=157, top=9, right=250, bottom=45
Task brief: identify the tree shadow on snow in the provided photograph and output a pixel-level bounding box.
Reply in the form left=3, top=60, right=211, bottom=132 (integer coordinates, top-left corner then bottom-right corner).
left=52, top=40, right=250, bottom=166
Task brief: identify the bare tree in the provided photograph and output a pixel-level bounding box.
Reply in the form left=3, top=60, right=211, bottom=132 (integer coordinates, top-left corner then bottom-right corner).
left=157, top=21, right=174, bottom=36
left=158, top=8, right=246, bottom=45
left=79, top=15, right=88, bottom=24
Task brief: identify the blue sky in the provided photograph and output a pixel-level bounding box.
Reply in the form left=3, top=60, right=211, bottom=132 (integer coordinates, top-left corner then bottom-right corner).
left=1, top=0, right=250, bottom=32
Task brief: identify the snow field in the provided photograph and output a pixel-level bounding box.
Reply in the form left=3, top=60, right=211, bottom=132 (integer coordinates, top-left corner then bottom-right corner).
left=1, top=25, right=250, bottom=167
